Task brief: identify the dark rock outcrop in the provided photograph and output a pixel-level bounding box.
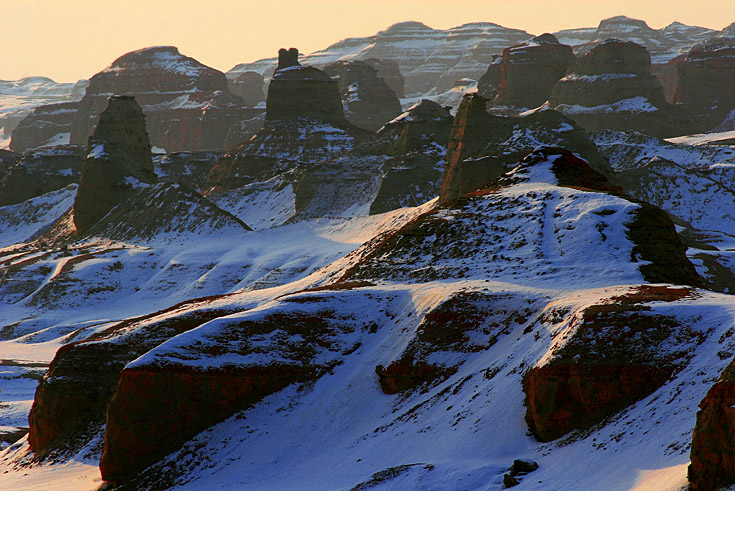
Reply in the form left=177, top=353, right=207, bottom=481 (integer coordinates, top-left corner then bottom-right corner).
left=153, top=150, right=224, bottom=192
left=0, top=145, right=85, bottom=207
left=68, top=46, right=251, bottom=152
left=689, top=359, right=735, bottom=490
left=674, top=37, right=735, bottom=131
left=72, top=96, right=157, bottom=233
left=363, top=58, right=405, bottom=98
left=9, top=102, right=78, bottom=153
left=0, top=149, right=21, bottom=187
left=228, top=71, right=265, bottom=106
left=491, top=34, right=575, bottom=108
left=523, top=286, right=702, bottom=442
left=549, top=39, right=697, bottom=137
left=324, top=60, right=402, bottom=131
left=439, top=93, right=614, bottom=204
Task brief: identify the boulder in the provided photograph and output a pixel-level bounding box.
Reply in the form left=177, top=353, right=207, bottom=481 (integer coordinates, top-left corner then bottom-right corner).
left=0, top=145, right=85, bottom=207
left=675, top=37, right=735, bottom=131
left=688, top=359, right=735, bottom=490
left=68, top=46, right=251, bottom=152
left=549, top=39, right=697, bottom=137
left=324, top=60, right=402, bottom=131
left=491, top=34, right=575, bottom=108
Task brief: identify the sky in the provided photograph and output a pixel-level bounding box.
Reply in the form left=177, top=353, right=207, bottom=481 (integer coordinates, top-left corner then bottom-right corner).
left=3, top=0, right=735, bottom=82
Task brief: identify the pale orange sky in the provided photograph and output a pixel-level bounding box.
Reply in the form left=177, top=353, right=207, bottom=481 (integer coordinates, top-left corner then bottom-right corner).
left=3, top=0, right=735, bottom=82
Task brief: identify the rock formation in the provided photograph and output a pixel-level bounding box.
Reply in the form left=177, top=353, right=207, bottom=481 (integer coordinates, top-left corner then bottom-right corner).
left=0, top=145, right=85, bottom=207
left=689, top=358, right=735, bottom=490
left=548, top=39, right=697, bottom=137
left=523, top=286, right=700, bottom=442
left=362, top=58, right=405, bottom=98
left=489, top=34, right=575, bottom=108
left=203, top=49, right=364, bottom=196
left=477, top=55, right=502, bottom=99
left=9, top=102, right=78, bottom=153
left=68, top=46, right=251, bottom=152
left=439, top=93, right=614, bottom=204
left=72, top=95, right=249, bottom=238
left=0, top=149, right=21, bottom=181
left=368, top=99, right=453, bottom=213
left=324, top=60, right=402, bottom=131
left=674, top=37, right=735, bottom=131
left=72, top=96, right=157, bottom=233
left=266, top=48, right=345, bottom=124
left=227, top=71, right=266, bottom=106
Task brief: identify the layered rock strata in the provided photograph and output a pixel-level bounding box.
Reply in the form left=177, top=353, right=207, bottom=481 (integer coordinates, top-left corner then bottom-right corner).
left=9, top=102, right=78, bottom=153
left=674, top=37, right=735, bottom=131
left=204, top=49, right=364, bottom=196
left=549, top=39, right=696, bottom=137
left=68, top=46, right=251, bottom=152
left=0, top=145, right=85, bottom=207
left=490, top=34, right=575, bottom=108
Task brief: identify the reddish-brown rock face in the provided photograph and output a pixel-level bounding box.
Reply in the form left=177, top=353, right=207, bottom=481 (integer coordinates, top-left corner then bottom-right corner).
left=100, top=364, right=317, bottom=483
left=675, top=38, right=735, bottom=131
left=27, top=302, right=240, bottom=455
left=9, top=102, right=78, bottom=153
left=523, top=286, right=701, bottom=442
left=68, top=46, right=250, bottom=152
left=688, top=361, right=735, bottom=490
left=548, top=39, right=697, bottom=138
left=324, top=60, right=402, bottom=131
left=492, top=34, right=575, bottom=108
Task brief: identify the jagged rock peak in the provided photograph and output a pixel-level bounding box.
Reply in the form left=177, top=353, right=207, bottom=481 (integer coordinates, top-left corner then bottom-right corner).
left=73, top=95, right=156, bottom=233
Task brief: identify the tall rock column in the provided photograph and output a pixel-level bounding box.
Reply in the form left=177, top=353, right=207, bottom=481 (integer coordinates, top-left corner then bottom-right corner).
left=73, top=95, right=156, bottom=234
